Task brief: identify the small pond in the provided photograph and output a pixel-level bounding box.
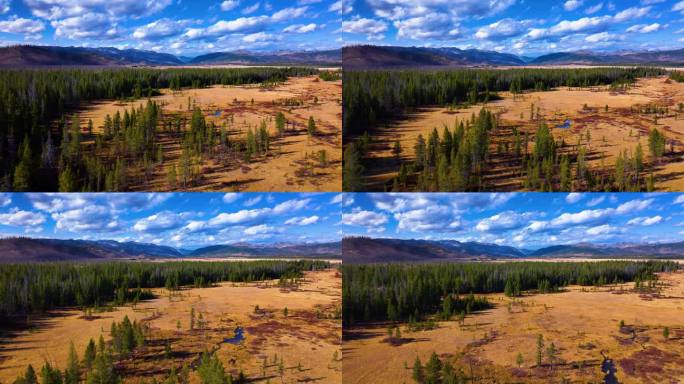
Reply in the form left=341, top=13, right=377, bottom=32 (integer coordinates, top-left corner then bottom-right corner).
left=223, top=326, right=245, bottom=345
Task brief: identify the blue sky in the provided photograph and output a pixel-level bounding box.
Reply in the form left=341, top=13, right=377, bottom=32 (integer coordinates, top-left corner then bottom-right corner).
left=0, top=0, right=347, bottom=55
left=0, top=193, right=344, bottom=249
left=340, top=0, right=684, bottom=55
left=340, top=193, right=684, bottom=249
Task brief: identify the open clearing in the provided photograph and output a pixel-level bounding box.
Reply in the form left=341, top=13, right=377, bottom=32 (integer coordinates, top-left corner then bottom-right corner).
left=78, top=75, right=342, bottom=192
left=364, top=75, right=684, bottom=191
left=0, top=269, right=341, bottom=383
left=343, top=270, right=684, bottom=384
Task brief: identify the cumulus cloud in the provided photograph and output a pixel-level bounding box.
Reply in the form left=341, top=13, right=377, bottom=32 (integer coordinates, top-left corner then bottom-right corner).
left=0, top=208, right=46, bottom=227
left=283, top=23, right=317, bottom=33
left=626, top=23, right=662, bottom=33
left=394, top=14, right=463, bottom=40
left=564, top=0, right=583, bottom=11
left=133, top=211, right=186, bottom=232
left=585, top=2, right=603, bottom=14
left=331, top=193, right=354, bottom=207
left=51, top=12, right=120, bottom=39
left=52, top=205, right=120, bottom=232
left=0, top=193, right=11, bottom=207
left=475, top=18, right=533, bottom=40
left=627, top=215, right=662, bottom=226
left=565, top=193, right=584, bottom=204
left=24, top=0, right=172, bottom=20
left=329, top=0, right=353, bottom=14
left=223, top=193, right=240, bottom=203
left=0, top=16, right=44, bottom=36
left=476, top=211, right=536, bottom=232
left=341, top=209, right=388, bottom=227
left=242, top=2, right=260, bottom=14
left=221, top=0, right=240, bottom=11
left=133, top=18, right=194, bottom=40
left=340, top=16, right=387, bottom=39
left=244, top=224, right=273, bottom=235
left=284, top=215, right=320, bottom=225
left=523, top=7, right=651, bottom=42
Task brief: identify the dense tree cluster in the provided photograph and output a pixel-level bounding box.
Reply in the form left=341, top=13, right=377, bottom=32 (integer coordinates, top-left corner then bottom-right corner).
left=341, top=261, right=678, bottom=326
left=0, top=260, right=328, bottom=318
left=343, top=67, right=665, bottom=135
left=412, top=352, right=466, bottom=384
left=0, top=67, right=317, bottom=191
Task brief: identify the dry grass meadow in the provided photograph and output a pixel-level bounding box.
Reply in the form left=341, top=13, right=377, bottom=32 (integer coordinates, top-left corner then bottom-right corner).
left=0, top=269, right=342, bottom=384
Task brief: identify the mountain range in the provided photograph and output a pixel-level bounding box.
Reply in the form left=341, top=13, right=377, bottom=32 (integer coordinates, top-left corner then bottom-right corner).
left=0, top=237, right=341, bottom=263
left=343, top=45, right=684, bottom=69
left=0, top=45, right=341, bottom=67
left=343, top=237, right=684, bottom=264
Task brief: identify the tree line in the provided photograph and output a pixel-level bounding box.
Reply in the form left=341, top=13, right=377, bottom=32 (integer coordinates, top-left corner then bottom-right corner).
left=341, top=260, right=678, bottom=326
left=0, top=260, right=329, bottom=318
left=0, top=66, right=318, bottom=191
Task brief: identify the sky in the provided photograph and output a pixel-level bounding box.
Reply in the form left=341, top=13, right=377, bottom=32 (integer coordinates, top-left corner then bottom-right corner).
left=0, top=193, right=345, bottom=249
left=0, top=0, right=347, bottom=55
left=340, top=193, right=684, bottom=249
left=340, top=0, right=684, bottom=55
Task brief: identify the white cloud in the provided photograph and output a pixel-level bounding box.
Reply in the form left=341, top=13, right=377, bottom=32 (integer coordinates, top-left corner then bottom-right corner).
left=0, top=208, right=45, bottom=227
left=0, top=193, right=11, bottom=207
left=242, top=2, right=260, bottom=14
left=0, top=0, right=10, bottom=14
left=475, top=18, right=532, bottom=40
left=244, top=224, right=273, bottom=235
left=329, top=0, right=352, bottom=14
left=586, top=224, right=620, bottom=236
left=340, top=16, right=387, bottom=39
left=331, top=193, right=354, bottom=207
left=0, top=16, right=44, bottom=35
left=585, top=2, right=603, bottom=14
left=208, top=208, right=270, bottom=226
left=285, top=215, right=320, bottom=225
left=587, top=196, right=605, bottom=207
left=564, top=0, right=583, bottom=11
left=271, top=6, right=307, bottom=22
left=675, top=1, right=684, bottom=14
left=283, top=23, right=317, bottom=33
left=133, top=211, right=184, bottom=232
left=394, top=13, right=463, bottom=40
left=132, top=18, right=192, bottom=40
left=565, top=193, right=584, bottom=204
left=223, top=193, right=241, bottom=203
left=52, top=205, right=120, bottom=232
left=341, top=209, right=387, bottom=227
left=627, top=215, right=662, bottom=226
left=221, top=0, right=240, bottom=11
left=585, top=31, right=618, bottom=42
left=244, top=195, right=263, bottom=206
left=272, top=198, right=309, bottom=214
left=626, top=23, right=662, bottom=33
left=476, top=211, right=535, bottom=232
left=51, top=12, right=120, bottom=39
left=24, top=0, right=172, bottom=20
